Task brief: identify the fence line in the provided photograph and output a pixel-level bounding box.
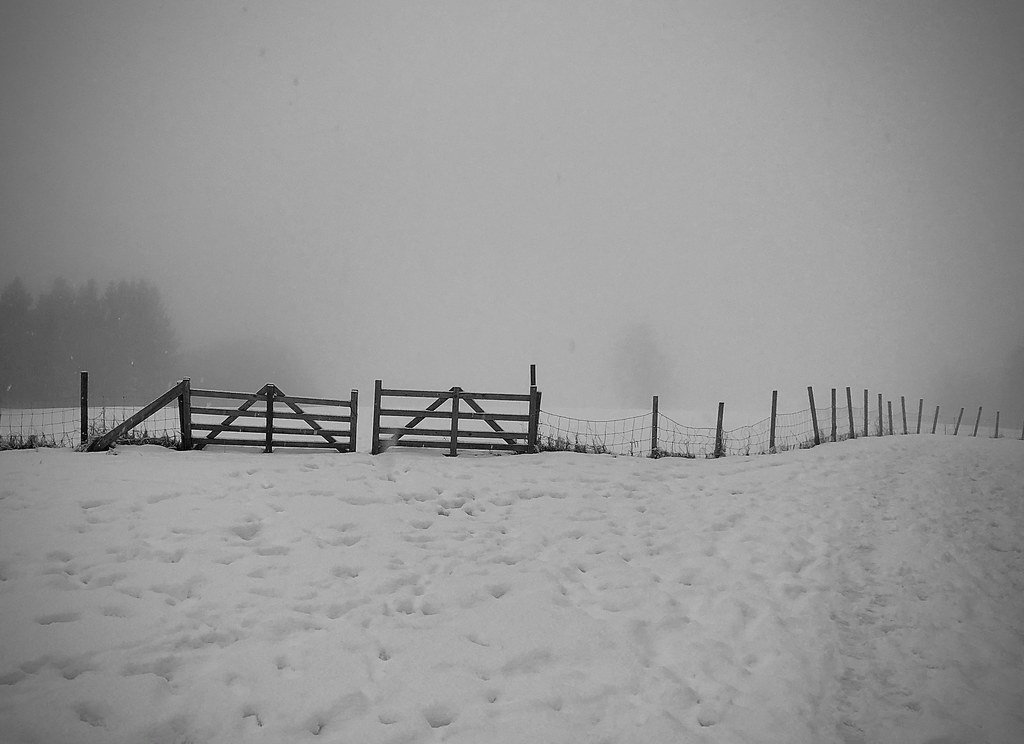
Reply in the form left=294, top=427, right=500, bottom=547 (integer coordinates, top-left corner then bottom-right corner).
left=3, top=374, right=1022, bottom=453
left=536, top=386, right=1021, bottom=459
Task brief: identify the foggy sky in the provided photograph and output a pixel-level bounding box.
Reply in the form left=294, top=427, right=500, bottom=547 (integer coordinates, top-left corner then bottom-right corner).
left=3, top=1, right=1023, bottom=421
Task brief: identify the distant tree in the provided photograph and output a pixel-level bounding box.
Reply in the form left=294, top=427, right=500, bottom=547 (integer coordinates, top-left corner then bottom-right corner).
left=99, top=280, right=180, bottom=401
left=0, top=278, right=35, bottom=403
left=0, top=277, right=180, bottom=405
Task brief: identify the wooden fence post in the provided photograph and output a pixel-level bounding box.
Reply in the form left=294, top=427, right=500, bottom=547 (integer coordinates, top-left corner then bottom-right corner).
left=887, top=400, right=894, bottom=435
left=877, top=394, right=883, bottom=436
left=863, top=389, right=869, bottom=438
left=264, top=384, right=275, bottom=453
left=808, top=387, right=820, bottom=446
left=530, top=364, right=537, bottom=388
left=349, top=388, right=359, bottom=452
left=80, top=371, right=89, bottom=446
left=900, top=396, right=907, bottom=435
left=830, top=388, right=837, bottom=443
left=529, top=387, right=542, bottom=453
left=769, top=390, right=778, bottom=452
left=846, top=387, right=855, bottom=440
left=916, top=399, right=923, bottom=434
left=714, top=402, right=725, bottom=457
left=447, top=387, right=461, bottom=457
left=651, top=395, right=659, bottom=458
left=932, top=405, right=940, bottom=434
left=953, top=407, right=964, bottom=435
left=178, top=377, right=192, bottom=451
left=972, top=406, right=982, bottom=437
left=371, top=380, right=383, bottom=454
left=994, top=411, right=1000, bottom=439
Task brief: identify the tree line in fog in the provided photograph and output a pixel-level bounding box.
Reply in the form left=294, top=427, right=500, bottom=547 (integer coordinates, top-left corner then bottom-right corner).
left=0, top=277, right=179, bottom=406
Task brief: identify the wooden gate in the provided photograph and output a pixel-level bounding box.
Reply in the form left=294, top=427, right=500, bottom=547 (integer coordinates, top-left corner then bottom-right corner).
left=186, top=383, right=358, bottom=452
left=371, top=380, right=541, bottom=455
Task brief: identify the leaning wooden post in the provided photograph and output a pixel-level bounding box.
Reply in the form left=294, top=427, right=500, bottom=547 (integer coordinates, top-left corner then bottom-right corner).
left=846, top=387, right=855, bottom=440
left=447, top=387, right=461, bottom=457
left=714, top=402, right=725, bottom=457
left=887, top=400, right=894, bottom=435
left=830, top=388, right=837, bottom=443
left=916, top=398, right=923, bottom=434
left=863, top=389, right=869, bottom=438
left=953, top=407, right=964, bottom=435
left=877, top=393, right=883, bottom=436
left=994, top=411, right=1000, bottom=439
left=932, top=405, right=940, bottom=434
left=972, top=406, right=982, bottom=437
left=807, top=387, right=820, bottom=446
left=80, top=371, right=89, bottom=446
left=177, top=377, right=192, bottom=451
left=264, top=384, right=275, bottom=453
left=650, top=395, right=659, bottom=458
left=900, top=396, right=908, bottom=435
left=769, top=390, right=778, bottom=452
left=349, top=388, right=359, bottom=452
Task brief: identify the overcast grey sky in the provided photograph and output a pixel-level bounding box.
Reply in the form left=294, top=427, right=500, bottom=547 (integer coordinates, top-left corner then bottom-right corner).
left=2, top=1, right=1022, bottom=419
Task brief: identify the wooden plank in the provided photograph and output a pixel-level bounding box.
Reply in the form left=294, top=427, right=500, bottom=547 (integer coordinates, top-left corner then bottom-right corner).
left=271, top=393, right=350, bottom=407
left=377, top=408, right=530, bottom=423
left=87, top=380, right=186, bottom=451
left=831, top=388, right=837, bottom=443
left=80, top=371, right=89, bottom=447
left=265, top=385, right=274, bottom=453
left=378, top=407, right=455, bottom=420
left=529, top=388, right=541, bottom=453
left=385, top=439, right=526, bottom=453
left=808, top=387, right=820, bottom=446
left=190, top=389, right=262, bottom=402
left=381, top=388, right=457, bottom=399
left=191, top=407, right=351, bottom=422
left=192, top=423, right=353, bottom=437
left=267, top=440, right=350, bottom=450
left=448, top=388, right=460, bottom=456
left=846, top=387, right=855, bottom=440
left=456, top=392, right=532, bottom=402
left=372, top=380, right=383, bottom=455
left=178, top=377, right=192, bottom=451
left=188, top=406, right=266, bottom=419
left=193, top=436, right=350, bottom=451
left=349, top=389, right=358, bottom=453
left=377, top=427, right=528, bottom=439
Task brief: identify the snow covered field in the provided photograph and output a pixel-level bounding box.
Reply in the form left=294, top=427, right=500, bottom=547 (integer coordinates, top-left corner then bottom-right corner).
left=1, top=436, right=1022, bottom=743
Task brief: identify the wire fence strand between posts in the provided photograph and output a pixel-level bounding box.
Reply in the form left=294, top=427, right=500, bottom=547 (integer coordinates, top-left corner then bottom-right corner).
left=537, top=411, right=652, bottom=456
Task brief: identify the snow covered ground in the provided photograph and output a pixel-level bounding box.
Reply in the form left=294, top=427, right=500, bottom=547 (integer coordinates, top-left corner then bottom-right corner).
left=1, top=436, right=1021, bottom=744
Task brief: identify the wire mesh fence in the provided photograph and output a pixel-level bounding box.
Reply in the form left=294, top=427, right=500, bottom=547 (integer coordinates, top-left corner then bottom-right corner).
left=538, top=396, right=1021, bottom=460
left=1, top=403, right=181, bottom=450
left=537, top=411, right=653, bottom=456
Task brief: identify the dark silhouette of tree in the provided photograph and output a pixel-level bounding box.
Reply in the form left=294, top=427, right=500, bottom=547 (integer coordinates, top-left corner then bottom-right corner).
left=0, top=278, right=35, bottom=404
left=0, top=277, right=179, bottom=405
